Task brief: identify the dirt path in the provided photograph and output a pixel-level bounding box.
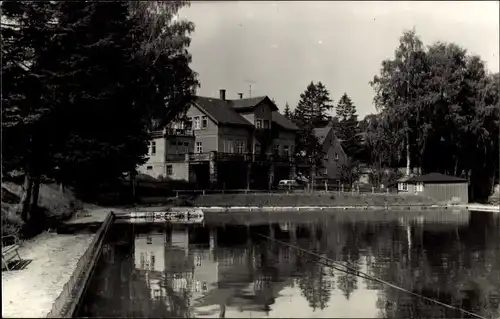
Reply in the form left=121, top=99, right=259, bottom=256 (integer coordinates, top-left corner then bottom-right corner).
left=2, top=232, right=95, bottom=318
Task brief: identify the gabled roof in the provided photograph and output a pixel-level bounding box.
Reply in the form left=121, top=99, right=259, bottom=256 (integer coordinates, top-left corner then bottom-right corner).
left=232, top=96, right=279, bottom=112
left=193, top=96, right=253, bottom=127
left=313, top=126, right=333, bottom=144
left=272, top=112, right=299, bottom=131
left=407, top=173, right=468, bottom=183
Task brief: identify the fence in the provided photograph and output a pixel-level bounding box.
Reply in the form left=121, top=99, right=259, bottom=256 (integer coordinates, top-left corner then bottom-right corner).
left=173, top=184, right=395, bottom=197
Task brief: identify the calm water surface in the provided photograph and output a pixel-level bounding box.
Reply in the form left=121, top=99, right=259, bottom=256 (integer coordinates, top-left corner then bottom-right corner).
left=77, top=210, right=500, bottom=318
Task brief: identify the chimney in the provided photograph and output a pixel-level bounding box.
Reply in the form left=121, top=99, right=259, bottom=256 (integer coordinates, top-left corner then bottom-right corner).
left=238, top=93, right=243, bottom=99
left=219, top=89, right=226, bottom=100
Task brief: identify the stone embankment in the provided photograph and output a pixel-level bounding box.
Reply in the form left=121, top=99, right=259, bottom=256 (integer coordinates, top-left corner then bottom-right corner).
left=2, top=208, right=115, bottom=318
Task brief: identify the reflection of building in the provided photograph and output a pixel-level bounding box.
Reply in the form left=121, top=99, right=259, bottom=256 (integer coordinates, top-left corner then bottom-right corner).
left=165, top=229, right=219, bottom=300
left=134, top=232, right=167, bottom=300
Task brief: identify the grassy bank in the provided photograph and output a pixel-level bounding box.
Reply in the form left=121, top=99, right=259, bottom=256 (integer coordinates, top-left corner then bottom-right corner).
left=1, top=182, right=82, bottom=238
left=189, top=192, right=438, bottom=207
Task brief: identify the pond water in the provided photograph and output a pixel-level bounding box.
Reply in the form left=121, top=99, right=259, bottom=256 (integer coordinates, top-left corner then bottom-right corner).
left=76, top=210, right=500, bottom=318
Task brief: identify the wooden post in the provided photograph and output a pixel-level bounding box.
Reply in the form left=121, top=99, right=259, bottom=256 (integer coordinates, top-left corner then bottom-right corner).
left=341, top=184, right=344, bottom=192
left=324, top=180, right=328, bottom=192
left=372, top=187, right=375, bottom=194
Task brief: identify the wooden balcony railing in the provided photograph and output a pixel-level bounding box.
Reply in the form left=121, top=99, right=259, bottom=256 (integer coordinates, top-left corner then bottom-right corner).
left=181, top=152, right=312, bottom=164
left=166, top=128, right=194, bottom=136
left=188, top=152, right=211, bottom=161
left=165, top=154, right=186, bottom=162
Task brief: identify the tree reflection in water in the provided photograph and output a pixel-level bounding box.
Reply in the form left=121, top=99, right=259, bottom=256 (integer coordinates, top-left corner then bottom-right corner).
left=77, top=210, right=500, bottom=318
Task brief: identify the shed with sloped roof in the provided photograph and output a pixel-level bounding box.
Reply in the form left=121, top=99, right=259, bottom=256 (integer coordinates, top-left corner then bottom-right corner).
left=406, top=173, right=469, bottom=203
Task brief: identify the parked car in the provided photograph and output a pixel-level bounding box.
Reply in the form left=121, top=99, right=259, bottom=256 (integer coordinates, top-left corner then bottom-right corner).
left=277, top=179, right=302, bottom=190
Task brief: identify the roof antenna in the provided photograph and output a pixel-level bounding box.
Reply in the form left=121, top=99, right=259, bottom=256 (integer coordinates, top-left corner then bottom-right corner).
left=244, top=79, right=256, bottom=98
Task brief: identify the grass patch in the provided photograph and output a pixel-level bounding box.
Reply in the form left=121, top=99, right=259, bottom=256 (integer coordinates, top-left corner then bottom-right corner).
left=190, top=192, right=438, bottom=207
left=1, top=182, right=82, bottom=239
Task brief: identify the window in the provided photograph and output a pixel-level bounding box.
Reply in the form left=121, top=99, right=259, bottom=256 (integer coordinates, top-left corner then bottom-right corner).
left=151, top=141, right=156, bottom=155
left=323, top=168, right=328, bottom=175
left=323, top=154, right=328, bottom=161
left=195, top=141, right=203, bottom=153
left=263, top=120, right=270, bottom=129
left=167, top=165, right=173, bottom=176
left=256, top=119, right=262, bottom=129
left=225, top=140, right=234, bottom=153
left=202, top=116, right=208, bottom=129
left=236, top=141, right=245, bottom=154
left=399, top=182, right=408, bottom=191
left=186, top=119, right=193, bottom=130
left=151, top=254, right=156, bottom=270
left=146, top=236, right=152, bottom=244
left=283, top=145, right=290, bottom=156
left=334, top=152, right=339, bottom=161
left=255, top=143, right=261, bottom=154
left=140, top=253, right=145, bottom=269
left=274, top=144, right=280, bottom=155
left=416, top=182, right=424, bottom=192
left=194, top=116, right=201, bottom=130
left=147, top=166, right=153, bottom=170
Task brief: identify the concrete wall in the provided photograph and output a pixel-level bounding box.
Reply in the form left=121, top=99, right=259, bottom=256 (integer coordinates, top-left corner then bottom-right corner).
left=165, top=162, right=190, bottom=181
left=186, top=104, right=219, bottom=152
left=138, top=136, right=166, bottom=178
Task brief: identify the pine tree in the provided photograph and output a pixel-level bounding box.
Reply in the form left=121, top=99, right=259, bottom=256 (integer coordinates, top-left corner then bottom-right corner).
left=284, top=102, right=292, bottom=119
left=294, top=81, right=333, bottom=126
left=1, top=0, right=61, bottom=219
left=335, top=93, right=362, bottom=160
left=293, top=81, right=333, bottom=167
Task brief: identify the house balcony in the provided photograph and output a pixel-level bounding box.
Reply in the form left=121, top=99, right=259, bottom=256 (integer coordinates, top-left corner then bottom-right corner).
left=188, top=152, right=212, bottom=162
left=183, top=152, right=307, bottom=164
left=166, top=128, right=194, bottom=136
left=165, top=154, right=186, bottom=162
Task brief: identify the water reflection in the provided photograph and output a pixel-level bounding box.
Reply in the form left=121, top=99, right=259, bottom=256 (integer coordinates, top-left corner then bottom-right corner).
left=77, top=210, right=500, bottom=318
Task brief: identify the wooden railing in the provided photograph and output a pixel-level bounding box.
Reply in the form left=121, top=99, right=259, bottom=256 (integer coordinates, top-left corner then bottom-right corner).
left=178, top=152, right=313, bottom=164
left=166, top=128, right=194, bottom=136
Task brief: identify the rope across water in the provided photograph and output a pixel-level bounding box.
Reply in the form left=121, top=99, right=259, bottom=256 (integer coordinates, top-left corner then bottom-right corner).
left=256, top=233, right=487, bottom=319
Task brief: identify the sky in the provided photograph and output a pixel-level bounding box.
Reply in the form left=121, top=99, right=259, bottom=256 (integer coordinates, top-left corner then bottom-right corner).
left=179, top=1, right=499, bottom=117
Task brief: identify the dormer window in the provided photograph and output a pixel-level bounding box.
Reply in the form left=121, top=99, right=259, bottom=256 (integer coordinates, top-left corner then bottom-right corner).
left=256, top=119, right=262, bottom=129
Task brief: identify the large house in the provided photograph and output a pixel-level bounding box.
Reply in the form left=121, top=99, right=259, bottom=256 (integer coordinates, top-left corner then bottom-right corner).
left=138, top=89, right=310, bottom=189
left=313, top=124, right=348, bottom=183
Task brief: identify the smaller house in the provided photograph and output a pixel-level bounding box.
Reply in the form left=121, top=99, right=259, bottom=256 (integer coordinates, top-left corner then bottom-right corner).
left=396, top=175, right=414, bottom=193
left=406, top=173, right=469, bottom=204
left=313, top=124, right=347, bottom=182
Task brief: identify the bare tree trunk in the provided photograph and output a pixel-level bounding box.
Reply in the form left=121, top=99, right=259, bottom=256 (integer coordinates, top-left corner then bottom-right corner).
left=20, top=172, right=34, bottom=222
left=30, top=174, right=41, bottom=215
left=130, top=170, right=136, bottom=203
left=406, top=130, right=411, bottom=176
